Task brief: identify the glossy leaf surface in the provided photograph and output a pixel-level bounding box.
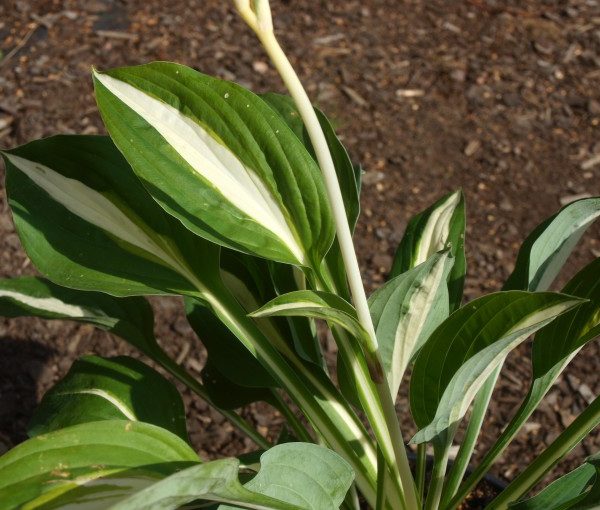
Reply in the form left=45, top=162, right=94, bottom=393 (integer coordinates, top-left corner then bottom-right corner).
left=28, top=355, right=188, bottom=440
left=94, top=63, right=334, bottom=267
left=410, top=291, right=583, bottom=443
left=369, top=251, right=453, bottom=397
left=504, top=197, right=600, bottom=291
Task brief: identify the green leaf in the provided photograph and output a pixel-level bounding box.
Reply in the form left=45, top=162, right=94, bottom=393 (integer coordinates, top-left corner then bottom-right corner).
left=0, top=276, right=160, bottom=356
left=111, top=459, right=297, bottom=510
left=268, top=262, right=323, bottom=368
left=449, top=257, right=600, bottom=507
left=250, top=290, right=369, bottom=346
left=201, top=359, right=273, bottom=410
left=220, top=442, right=354, bottom=510
left=369, top=251, right=454, bottom=398
left=260, top=93, right=360, bottom=230
left=221, top=249, right=322, bottom=368
left=504, top=197, right=600, bottom=291
left=93, top=63, right=334, bottom=268
left=410, top=291, right=584, bottom=443
left=2, top=135, right=220, bottom=298
left=572, top=453, right=600, bottom=510
left=113, top=443, right=352, bottom=510
left=185, top=298, right=277, bottom=390
left=0, top=420, right=199, bottom=510
left=28, top=355, right=188, bottom=441
left=391, top=190, right=466, bottom=310
left=509, top=464, right=595, bottom=510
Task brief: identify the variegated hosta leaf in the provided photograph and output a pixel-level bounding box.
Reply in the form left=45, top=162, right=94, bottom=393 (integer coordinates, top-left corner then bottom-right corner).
left=260, top=92, right=361, bottom=302
left=0, top=276, right=160, bottom=356
left=220, top=443, right=354, bottom=510
left=369, top=251, right=453, bottom=398
left=250, top=290, right=369, bottom=346
left=186, top=296, right=276, bottom=390
left=504, top=196, right=600, bottom=291
left=115, top=443, right=353, bottom=510
left=93, top=63, right=335, bottom=268
left=508, top=459, right=597, bottom=510
left=410, top=291, right=583, bottom=443
left=448, top=257, right=600, bottom=506
left=2, top=135, right=220, bottom=298
left=391, top=190, right=466, bottom=310
left=0, top=420, right=199, bottom=510
left=260, top=93, right=360, bottom=230
left=28, top=355, right=188, bottom=441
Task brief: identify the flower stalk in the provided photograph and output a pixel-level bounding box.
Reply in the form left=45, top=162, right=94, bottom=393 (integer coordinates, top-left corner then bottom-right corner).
left=234, top=2, right=418, bottom=509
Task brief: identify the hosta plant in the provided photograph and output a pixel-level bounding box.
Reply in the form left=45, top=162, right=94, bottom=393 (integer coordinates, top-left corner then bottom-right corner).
left=0, top=1, right=599, bottom=509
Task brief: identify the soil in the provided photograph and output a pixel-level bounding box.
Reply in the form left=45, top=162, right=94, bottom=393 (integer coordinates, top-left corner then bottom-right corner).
left=1, top=0, right=599, bottom=501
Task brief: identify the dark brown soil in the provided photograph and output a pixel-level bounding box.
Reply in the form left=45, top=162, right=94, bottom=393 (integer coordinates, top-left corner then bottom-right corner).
left=1, top=0, right=599, bottom=498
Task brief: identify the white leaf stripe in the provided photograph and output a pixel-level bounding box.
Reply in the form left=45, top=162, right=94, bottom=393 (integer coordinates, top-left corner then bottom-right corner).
left=93, top=71, right=305, bottom=265
left=5, top=153, right=200, bottom=288
left=56, top=389, right=137, bottom=421
left=0, top=289, right=87, bottom=317
left=414, top=190, right=460, bottom=265
left=412, top=296, right=580, bottom=442
left=376, top=253, right=450, bottom=396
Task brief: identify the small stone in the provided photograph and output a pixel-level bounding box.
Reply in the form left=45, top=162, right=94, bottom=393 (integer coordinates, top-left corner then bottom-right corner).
left=362, top=171, right=385, bottom=185
left=252, top=61, right=269, bottom=74
left=464, top=139, right=481, bottom=156
left=499, top=199, right=513, bottom=211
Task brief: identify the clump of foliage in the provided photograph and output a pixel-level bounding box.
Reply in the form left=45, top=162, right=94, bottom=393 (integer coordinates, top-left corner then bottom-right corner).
left=0, top=2, right=598, bottom=509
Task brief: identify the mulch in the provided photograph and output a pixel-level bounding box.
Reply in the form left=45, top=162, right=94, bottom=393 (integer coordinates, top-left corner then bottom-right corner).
left=1, top=0, right=599, bottom=493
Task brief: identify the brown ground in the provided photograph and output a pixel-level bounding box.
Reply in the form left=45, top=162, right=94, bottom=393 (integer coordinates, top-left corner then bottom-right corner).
left=1, top=0, right=599, bottom=497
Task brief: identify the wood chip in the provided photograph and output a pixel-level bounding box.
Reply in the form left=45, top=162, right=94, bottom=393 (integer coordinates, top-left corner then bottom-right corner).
left=342, top=86, right=367, bottom=107
left=96, top=30, right=138, bottom=41
left=578, top=383, right=595, bottom=404
left=560, top=192, right=592, bottom=205
left=464, top=139, right=481, bottom=156
left=581, top=153, right=600, bottom=170
left=396, top=88, right=425, bottom=98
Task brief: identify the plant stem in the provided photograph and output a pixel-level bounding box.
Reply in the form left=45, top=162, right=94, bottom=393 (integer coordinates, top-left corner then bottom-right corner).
left=206, top=289, right=379, bottom=506
left=444, top=367, right=567, bottom=510
left=486, top=394, right=600, bottom=510
left=270, top=388, right=314, bottom=442
left=416, top=444, right=427, bottom=505
left=425, top=431, right=455, bottom=510
left=376, top=447, right=388, bottom=510
left=155, top=350, right=272, bottom=450
left=441, top=366, right=499, bottom=506
left=248, top=15, right=379, bottom=359
left=235, top=4, right=418, bottom=507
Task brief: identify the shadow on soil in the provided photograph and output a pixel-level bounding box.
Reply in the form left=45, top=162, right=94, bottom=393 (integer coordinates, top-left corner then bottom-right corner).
left=0, top=337, right=55, bottom=451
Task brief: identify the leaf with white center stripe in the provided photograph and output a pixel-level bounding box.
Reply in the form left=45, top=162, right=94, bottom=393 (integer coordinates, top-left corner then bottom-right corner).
left=391, top=190, right=466, bottom=310
left=28, top=355, right=188, bottom=441
left=410, top=291, right=584, bottom=443
left=250, top=290, right=369, bottom=346
left=0, top=276, right=160, bottom=357
left=369, top=251, right=454, bottom=398
left=451, top=257, right=600, bottom=505
left=260, top=92, right=361, bottom=302
left=0, top=420, right=199, bottom=510
left=504, top=197, right=600, bottom=291
left=2, top=135, right=220, bottom=298
left=93, top=62, right=334, bottom=268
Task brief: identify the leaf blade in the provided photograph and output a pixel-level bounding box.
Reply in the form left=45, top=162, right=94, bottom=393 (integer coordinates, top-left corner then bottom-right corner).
left=410, top=291, right=584, bottom=443
left=94, top=63, right=335, bottom=267
left=28, top=355, right=189, bottom=441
